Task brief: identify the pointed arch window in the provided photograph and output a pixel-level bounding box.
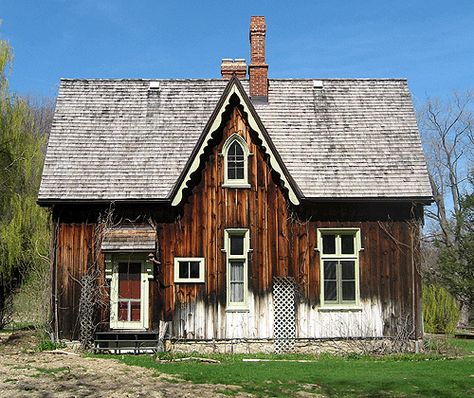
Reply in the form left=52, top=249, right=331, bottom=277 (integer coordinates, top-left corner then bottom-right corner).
left=222, top=134, right=251, bottom=188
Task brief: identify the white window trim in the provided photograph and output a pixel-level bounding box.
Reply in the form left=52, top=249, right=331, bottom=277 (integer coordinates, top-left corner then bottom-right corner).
left=174, top=257, right=205, bottom=283
left=221, top=134, right=251, bottom=188
left=109, top=253, right=149, bottom=330
left=224, top=229, right=250, bottom=310
left=316, top=228, right=362, bottom=309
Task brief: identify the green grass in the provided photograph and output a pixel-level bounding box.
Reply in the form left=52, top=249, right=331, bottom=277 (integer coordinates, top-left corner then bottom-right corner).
left=95, top=341, right=474, bottom=398
left=448, top=337, right=474, bottom=354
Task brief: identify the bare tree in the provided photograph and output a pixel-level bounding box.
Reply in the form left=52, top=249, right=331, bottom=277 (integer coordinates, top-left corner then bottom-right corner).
left=419, top=90, right=474, bottom=326
left=420, top=91, right=474, bottom=244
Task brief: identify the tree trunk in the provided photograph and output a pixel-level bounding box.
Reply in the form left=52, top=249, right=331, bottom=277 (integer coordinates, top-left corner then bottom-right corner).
left=457, top=301, right=470, bottom=328
left=0, top=282, right=13, bottom=329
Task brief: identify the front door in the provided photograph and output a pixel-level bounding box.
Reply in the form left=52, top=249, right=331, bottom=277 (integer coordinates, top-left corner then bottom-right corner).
left=110, top=259, right=149, bottom=330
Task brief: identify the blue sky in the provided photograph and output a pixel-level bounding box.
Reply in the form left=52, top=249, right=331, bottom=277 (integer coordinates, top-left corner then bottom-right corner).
left=1, top=0, right=473, bottom=105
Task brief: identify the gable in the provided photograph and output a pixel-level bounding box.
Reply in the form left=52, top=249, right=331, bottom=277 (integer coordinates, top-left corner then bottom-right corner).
left=170, top=77, right=300, bottom=206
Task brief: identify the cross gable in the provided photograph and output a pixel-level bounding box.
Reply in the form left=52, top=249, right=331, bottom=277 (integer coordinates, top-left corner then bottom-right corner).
left=170, top=77, right=301, bottom=206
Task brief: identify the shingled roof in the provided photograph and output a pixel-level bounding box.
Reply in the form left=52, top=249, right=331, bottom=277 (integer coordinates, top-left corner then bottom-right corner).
left=38, top=78, right=432, bottom=204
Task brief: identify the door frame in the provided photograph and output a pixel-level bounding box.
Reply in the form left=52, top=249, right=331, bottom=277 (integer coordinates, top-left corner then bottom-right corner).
left=109, top=254, right=149, bottom=330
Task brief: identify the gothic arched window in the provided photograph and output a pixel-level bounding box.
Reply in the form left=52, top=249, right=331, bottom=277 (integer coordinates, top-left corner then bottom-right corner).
left=222, top=135, right=250, bottom=188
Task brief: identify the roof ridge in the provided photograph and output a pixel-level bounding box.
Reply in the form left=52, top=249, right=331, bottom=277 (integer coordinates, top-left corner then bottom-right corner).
left=59, top=77, right=408, bottom=82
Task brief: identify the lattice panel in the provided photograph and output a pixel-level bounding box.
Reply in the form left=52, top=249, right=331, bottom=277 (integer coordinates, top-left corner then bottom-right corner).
left=273, top=277, right=296, bottom=353
left=79, top=274, right=97, bottom=350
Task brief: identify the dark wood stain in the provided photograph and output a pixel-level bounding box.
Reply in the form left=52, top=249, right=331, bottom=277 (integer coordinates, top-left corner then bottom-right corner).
left=51, top=104, right=424, bottom=340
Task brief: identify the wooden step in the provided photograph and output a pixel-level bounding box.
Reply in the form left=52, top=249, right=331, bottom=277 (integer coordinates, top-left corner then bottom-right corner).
left=94, top=331, right=161, bottom=354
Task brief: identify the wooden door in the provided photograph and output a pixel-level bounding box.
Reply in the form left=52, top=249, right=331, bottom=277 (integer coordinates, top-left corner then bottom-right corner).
left=110, top=259, right=149, bottom=330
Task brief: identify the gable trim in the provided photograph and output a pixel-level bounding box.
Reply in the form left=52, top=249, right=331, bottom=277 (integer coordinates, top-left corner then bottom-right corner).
left=170, top=77, right=300, bottom=207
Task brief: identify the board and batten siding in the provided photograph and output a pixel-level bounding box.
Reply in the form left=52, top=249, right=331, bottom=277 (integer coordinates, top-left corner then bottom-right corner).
left=51, top=105, right=423, bottom=341
left=157, top=106, right=423, bottom=340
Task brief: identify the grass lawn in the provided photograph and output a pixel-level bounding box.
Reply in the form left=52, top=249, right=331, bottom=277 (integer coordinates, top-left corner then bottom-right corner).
left=97, top=339, right=474, bottom=398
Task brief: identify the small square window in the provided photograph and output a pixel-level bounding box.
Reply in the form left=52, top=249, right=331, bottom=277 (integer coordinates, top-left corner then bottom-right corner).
left=174, top=257, right=205, bottom=283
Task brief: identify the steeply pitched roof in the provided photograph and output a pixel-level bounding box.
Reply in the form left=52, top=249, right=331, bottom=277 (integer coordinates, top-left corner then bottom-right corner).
left=38, top=78, right=432, bottom=204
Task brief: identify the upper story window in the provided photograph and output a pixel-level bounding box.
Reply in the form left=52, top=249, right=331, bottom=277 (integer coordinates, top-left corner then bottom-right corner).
left=222, top=134, right=251, bottom=188
left=317, top=229, right=361, bottom=307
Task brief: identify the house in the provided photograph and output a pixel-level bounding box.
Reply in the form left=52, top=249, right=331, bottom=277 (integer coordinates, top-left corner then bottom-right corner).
left=38, top=17, right=432, bottom=352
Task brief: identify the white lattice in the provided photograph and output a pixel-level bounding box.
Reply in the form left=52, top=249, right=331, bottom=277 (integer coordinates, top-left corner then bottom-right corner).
left=273, top=277, right=296, bottom=353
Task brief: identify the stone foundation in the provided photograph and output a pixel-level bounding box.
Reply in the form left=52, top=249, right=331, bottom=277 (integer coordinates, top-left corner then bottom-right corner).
left=167, top=338, right=422, bottom=355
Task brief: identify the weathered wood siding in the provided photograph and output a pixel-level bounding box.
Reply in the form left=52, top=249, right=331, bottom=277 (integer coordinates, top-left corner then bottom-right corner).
left=52, top=104, right=423, bottom=340
left=156, top=106, right=423, bottom=339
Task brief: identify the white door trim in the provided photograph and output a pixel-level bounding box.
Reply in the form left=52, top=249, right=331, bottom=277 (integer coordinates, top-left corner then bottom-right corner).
left=110, top=256, right=149, bottom=330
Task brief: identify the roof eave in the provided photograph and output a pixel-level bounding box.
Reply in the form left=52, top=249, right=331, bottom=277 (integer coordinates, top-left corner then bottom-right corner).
left=37, top=198, right=171, bottom=207
left=301, top=196, right=434, bottom=205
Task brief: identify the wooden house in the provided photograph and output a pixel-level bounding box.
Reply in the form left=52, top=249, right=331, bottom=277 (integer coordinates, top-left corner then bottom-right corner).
left=38, top=17, right=432, bottom=351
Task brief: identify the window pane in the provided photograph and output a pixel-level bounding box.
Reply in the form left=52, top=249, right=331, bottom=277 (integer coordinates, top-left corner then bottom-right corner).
left=118, top=262, right=141, bottom=300
left=322, top=234, right=336, bottom=254
left=230, top=282, right=244, bottom=302
left=189, top=261, right=200, bottom=279
left=342, top=281, right=355, bottom=301
left=341, top=261, right=355, bottom=279
left=230, top=235, right=244, bottom=255
left=341, top=234, right=355, bottom=254
left=179, top=261, right=189, bottom=279
left=323, top=261, right=337, bottom=280
left=324, top=281, right=337, bottom=301
left=130, top=301, right=141, bottom=321
left=118, top=301, right=129, bottom=321
left=233, top=142, right=244, bottom=156
left=236, top=166, right=244, bottom=179
left=230, top=261, right=244, bottom=282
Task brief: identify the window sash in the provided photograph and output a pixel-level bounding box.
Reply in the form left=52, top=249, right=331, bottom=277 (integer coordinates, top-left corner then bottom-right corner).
left=227, top=141, right=246, bottom=181
left=321, top=233, right=357, bottom=257
left=322, top=260, right=356, bottom=304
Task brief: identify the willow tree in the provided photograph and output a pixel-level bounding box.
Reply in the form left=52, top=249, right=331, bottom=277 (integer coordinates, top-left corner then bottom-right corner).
left=0, top=38, right=51, bottom=327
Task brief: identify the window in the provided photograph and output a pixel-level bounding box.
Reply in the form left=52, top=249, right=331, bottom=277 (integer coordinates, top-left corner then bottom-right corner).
left=224, top=229, right=250, bottom=309
left=317, top=229, right=361, bottom=307
left=174, top=257, right=205, bottom=283
left=222, top=134, right=250, bottom=188
left=227, top=141, right=245, bottom=180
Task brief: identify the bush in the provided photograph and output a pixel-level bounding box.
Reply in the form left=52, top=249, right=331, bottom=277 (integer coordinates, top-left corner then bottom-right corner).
left=423, top=284, right=460, bottom=334
left=36, top=335, right=66, bottom=352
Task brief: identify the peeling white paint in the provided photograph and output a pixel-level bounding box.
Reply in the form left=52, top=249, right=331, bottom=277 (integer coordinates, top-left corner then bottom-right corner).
left=173, top=292, right=385, bottom=339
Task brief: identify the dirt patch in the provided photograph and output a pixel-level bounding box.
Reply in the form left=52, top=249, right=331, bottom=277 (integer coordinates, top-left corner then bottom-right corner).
left=0, top=331, right=252, bottom=398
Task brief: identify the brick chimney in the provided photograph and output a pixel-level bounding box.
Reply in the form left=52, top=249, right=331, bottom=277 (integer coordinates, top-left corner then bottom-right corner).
left=248, top=16, right=268, bottom=100
left=221, top=58, right=247, bottom=80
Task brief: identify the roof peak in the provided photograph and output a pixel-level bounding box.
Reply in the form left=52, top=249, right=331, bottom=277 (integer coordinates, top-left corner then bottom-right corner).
left=59, top=77, right=408, bottom=83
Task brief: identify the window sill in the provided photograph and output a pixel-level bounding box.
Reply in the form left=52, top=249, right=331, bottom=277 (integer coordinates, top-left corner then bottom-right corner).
left=318, top=306, right=363, bottom=312
left=225, top=307, right=250, bottom=313
left=222, top=183, right=251, bottom=189
left=174, top=280, right=205, bottom=284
